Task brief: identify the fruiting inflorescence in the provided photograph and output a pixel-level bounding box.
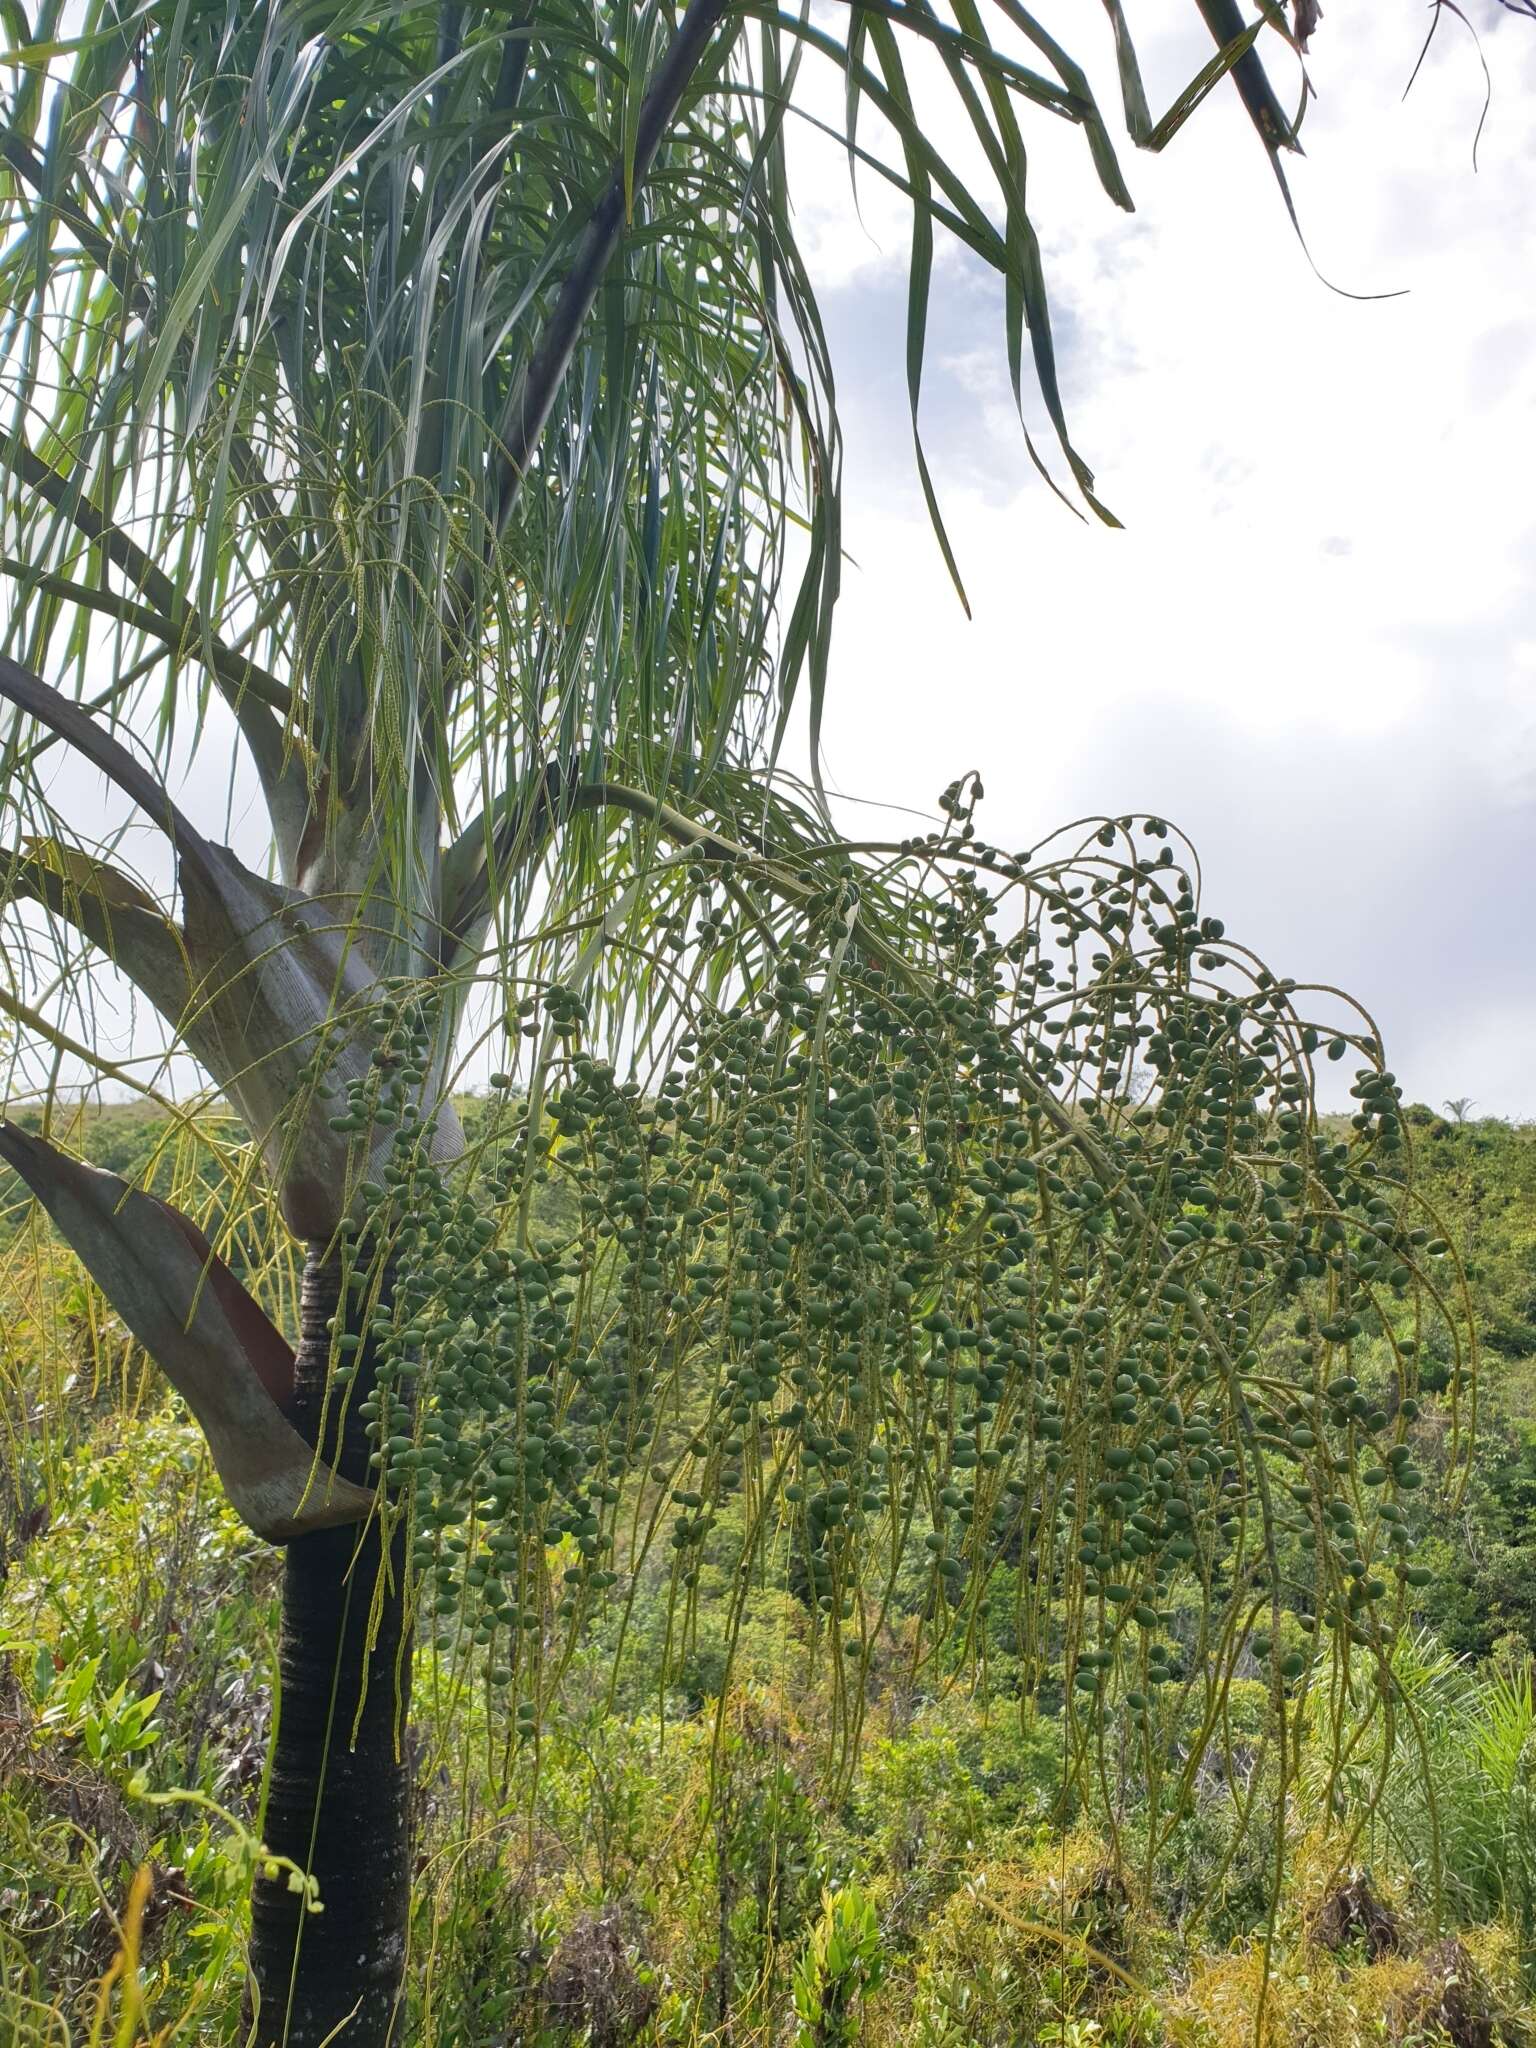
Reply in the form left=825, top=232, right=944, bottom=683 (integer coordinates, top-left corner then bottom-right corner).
left=323, top=801, right=1469, bottom=1799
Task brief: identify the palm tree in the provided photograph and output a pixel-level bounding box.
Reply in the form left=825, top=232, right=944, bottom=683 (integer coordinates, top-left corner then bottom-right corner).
left=0, top=3, right=1475, bottom=2042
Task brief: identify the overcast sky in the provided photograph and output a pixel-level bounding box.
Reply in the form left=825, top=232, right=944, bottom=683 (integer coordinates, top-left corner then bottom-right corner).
left=787, top=0, right=1536, bottom=1117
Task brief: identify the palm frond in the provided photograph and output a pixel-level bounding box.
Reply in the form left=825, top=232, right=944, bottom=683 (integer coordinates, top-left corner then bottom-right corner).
left=0, top=0, right=1309, bottom=1001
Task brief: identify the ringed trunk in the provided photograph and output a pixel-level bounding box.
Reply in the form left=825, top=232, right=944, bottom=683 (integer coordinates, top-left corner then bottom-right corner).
left=247, top=1253, right=413, bottom=2048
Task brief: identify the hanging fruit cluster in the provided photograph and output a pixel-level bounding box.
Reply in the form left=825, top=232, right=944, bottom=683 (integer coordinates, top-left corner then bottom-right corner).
left=323, top=794, right=1471, bottom=1773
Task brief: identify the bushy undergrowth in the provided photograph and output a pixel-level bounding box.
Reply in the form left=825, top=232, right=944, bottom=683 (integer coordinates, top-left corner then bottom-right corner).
left=1, top=1112, right=1533, bottom=2044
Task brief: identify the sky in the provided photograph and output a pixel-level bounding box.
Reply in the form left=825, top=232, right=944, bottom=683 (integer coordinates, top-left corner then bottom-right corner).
left=785, top=0, right=1536, bottom=1117
left=4, top=1, right=1533, bottom=1119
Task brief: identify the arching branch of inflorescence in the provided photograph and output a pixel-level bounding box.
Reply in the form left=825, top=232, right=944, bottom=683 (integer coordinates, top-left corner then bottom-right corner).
left=295, top=784, right=1473, bottom=1862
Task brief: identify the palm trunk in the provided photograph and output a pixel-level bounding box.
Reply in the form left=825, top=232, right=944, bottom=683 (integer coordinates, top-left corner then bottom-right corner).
left=247, top=1253, right=413, bottom=2048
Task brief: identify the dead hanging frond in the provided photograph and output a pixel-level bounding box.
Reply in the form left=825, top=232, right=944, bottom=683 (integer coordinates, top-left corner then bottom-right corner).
left=0, top=653, right=466, bottom=1241
left=0, top=1124, right=371, bottom=1541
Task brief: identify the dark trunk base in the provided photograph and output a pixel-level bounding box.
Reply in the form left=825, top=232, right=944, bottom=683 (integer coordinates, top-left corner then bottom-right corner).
left=246, top=1256, right=412, bottom=2048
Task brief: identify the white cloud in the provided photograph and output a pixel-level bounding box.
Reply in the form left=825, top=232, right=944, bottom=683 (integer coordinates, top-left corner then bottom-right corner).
left=788, top=0, right=1536, bottom=1113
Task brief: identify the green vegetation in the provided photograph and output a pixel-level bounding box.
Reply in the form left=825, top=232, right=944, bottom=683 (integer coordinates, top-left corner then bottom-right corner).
left=0, top=0, right=1345, bottom=2027
left=0, top=0, right=1525, bottom=2039
left=2, top=1102, right=1532, bottom=2044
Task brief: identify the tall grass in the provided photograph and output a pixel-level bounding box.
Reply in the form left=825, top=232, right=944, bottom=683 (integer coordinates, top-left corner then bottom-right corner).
left=1315, top=1630, right=1536, bottom=1946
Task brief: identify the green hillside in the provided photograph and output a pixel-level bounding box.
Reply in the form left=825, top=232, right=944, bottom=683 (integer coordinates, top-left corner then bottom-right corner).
left=1, top=1098, right=1533, bottom=2043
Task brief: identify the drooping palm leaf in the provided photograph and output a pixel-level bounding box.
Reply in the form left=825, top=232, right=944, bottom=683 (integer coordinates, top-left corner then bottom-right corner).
left=0, top=0, right=1313, bottom=997
left=0, top=7, right=1423, bottom=2041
